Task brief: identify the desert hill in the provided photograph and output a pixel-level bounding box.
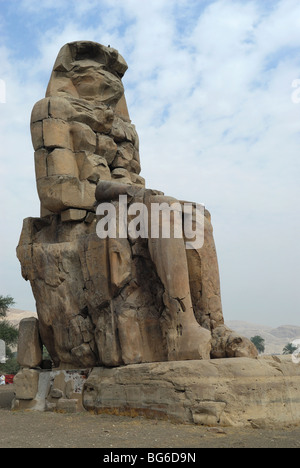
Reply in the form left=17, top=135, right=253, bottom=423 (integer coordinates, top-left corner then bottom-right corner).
left=227, top=320, right=300, bottom=355
left=6, top=308, right=37, bottom=327
left=4, top=311, right=300, bottom=356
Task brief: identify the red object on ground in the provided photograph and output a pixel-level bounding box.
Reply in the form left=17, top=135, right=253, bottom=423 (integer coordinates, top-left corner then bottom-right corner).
left=5, top=375, right=14, bottom=385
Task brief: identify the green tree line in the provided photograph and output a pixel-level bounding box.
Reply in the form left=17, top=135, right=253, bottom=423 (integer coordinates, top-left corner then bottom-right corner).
left=0, top=295, right=19, bottom=374
left=251, top=335, right=299, bottom=356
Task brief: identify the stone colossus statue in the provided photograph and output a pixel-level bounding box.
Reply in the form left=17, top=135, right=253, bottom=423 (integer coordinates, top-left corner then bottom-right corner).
left=17, top=41, right=257, bottom=368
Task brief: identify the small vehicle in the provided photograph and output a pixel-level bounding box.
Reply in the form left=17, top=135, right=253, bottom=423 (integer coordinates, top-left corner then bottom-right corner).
left=4, top=375, right=14, bottom=385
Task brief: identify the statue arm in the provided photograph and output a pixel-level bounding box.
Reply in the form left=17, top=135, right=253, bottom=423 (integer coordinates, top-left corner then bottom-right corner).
left=95, top=180, right=142, bottom=203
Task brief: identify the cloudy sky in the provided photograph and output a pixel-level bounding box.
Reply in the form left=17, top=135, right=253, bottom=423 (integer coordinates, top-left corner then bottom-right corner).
left=0, top=0, right=299, bottom=327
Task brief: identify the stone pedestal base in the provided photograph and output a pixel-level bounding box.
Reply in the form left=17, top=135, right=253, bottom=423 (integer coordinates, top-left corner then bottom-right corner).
left=82, top=356, right=300, bottom=428
left=12, top=356, right=300, bottom=428
left=12, top=369, right=90, bottom=413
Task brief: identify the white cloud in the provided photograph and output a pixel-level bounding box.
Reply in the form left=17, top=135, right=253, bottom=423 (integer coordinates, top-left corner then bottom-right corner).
left=122, top=0, right=300, bottom=326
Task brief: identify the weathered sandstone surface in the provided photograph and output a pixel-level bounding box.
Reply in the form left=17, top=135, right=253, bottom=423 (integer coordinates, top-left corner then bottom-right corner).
left=12, top=355, right=300, bottom=428
left=13, top=42, right=300, bottom=428
left=13, top=367, right=89, bottom=413
left=17, top=41, right=257, bottom=369
left=82, top=356, right=300, bottom=428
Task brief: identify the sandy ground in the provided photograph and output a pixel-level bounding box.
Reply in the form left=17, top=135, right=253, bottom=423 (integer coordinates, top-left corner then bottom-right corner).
left=1, top=386, right=300, bottom=449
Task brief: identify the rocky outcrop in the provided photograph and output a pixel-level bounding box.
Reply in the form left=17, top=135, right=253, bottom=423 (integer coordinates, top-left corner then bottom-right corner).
left=16, top=41, right=257, bottom=369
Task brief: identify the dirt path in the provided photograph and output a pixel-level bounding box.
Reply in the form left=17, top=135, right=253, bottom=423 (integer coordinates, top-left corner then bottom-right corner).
left=1, top=407, right=300, bottom=448
left=1, top=386, right=300, bottom=448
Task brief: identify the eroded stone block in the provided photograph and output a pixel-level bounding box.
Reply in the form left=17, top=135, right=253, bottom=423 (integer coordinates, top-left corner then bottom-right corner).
left=14, top=368, right=40, bottom=400
left=17, top=317, right=42, bottom=368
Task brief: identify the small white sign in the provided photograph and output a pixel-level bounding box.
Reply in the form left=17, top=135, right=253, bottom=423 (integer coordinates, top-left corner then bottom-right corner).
left=0, top=79, right=6, bottom=104
left=292, top=339, right=300, bottom=364
left=0, top=340, right=6, bottom=363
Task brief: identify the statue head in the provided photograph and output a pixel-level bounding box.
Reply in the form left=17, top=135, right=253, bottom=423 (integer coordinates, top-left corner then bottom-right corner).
left=46, top=41, right=129, bottom=110
left=31, top=41, right=144, bottom=216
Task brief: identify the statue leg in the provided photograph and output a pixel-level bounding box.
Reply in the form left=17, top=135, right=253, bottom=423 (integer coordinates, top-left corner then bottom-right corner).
left=186, top=208, right=258, bottom=359
left=186, top=209, right=224, bottom=330
left=147, top=195, right=211, bottom=361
